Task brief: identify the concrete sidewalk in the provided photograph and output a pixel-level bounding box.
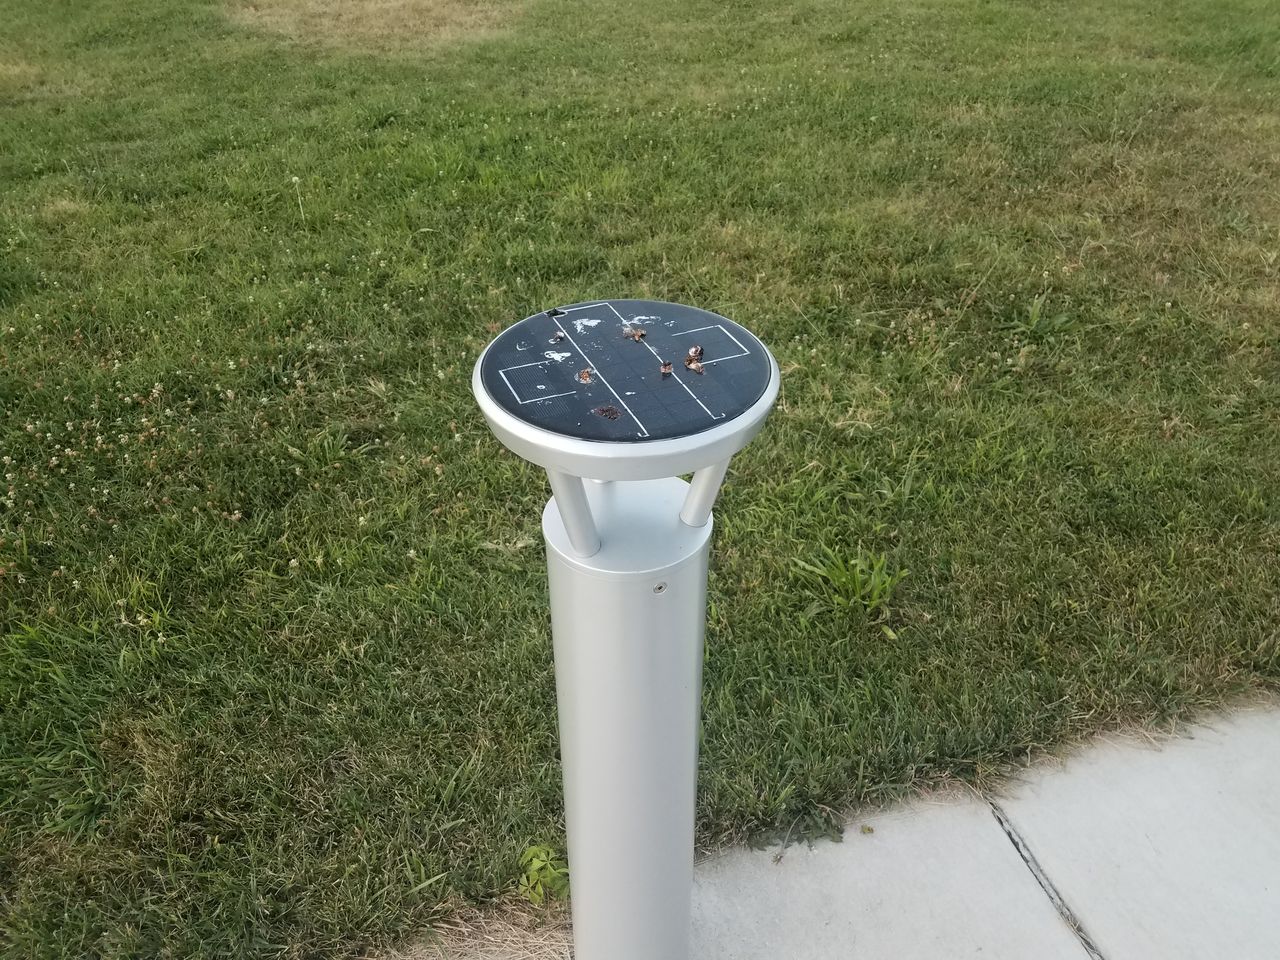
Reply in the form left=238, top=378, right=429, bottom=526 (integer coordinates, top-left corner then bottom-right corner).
left=416, top=705, right=1280, bottom=959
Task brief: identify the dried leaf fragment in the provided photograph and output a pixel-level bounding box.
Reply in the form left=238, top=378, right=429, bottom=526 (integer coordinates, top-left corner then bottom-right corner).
left=576, top=368, right=593, bottom=384
left=593, top=405, right=621, bottom=420
left=687, top=344, right=704, bottom=361
left=660, top=360, right=674, bottom=376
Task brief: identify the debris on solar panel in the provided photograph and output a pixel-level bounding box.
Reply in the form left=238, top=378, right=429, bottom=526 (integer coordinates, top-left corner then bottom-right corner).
left=660, top=360, right=674, bottom=377
left=623, top=326, right=647, bottom=342
left=593, top=405, right=621, bottom=420
left=577, top=368, right=593, bottom=384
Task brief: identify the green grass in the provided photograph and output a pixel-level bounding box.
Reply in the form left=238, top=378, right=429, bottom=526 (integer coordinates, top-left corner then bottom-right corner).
left=3, top=0, right=1279, bottom=954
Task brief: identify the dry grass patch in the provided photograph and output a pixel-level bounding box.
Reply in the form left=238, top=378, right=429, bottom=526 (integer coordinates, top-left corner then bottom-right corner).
left=39, top=197, right=92, bottom=222
left=226, top=0, right=522, bottom=51
left=0, top=57, right=43, bottom=96
left=0, top=58, right=40, bottom=82
left=383, top=902, right=571, bottom=960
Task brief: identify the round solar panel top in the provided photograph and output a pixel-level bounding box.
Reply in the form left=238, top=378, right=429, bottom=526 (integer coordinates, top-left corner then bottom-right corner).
left=477, top=300, right=775, bottom=443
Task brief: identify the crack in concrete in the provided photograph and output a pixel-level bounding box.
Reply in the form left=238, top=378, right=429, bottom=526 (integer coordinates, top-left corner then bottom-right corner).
left=989, top=800, right=1107, bottom=960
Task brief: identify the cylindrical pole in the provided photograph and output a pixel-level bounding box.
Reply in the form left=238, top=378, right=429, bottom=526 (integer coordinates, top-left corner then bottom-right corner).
left=543, top=478, right=712, bottom=960
left=474, top=298, right=777, bottom=958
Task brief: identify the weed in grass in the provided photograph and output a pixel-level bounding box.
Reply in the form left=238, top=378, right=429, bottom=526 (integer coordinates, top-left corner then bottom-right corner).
left=794, top=547, right=907, bottom=622
left=516, top=846, right=569, bottom=906
left=999, top=293, right=1078, bottom=341
left=871, top=453, right=944, bottom=511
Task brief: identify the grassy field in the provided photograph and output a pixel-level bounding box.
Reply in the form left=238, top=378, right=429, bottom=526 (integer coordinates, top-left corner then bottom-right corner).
left=2, top=0, right=1279, bottom=955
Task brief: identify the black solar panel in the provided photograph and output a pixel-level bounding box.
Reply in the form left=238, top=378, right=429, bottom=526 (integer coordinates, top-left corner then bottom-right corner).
left=478, top=300, right=773, bottom=443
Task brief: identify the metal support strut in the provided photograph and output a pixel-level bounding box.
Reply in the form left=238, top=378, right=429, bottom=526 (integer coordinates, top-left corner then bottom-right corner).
left=545, top=470, right=601, bottom=557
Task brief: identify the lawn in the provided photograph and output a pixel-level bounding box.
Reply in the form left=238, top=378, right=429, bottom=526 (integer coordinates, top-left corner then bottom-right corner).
left=2, top=0, right=1278, bottom=955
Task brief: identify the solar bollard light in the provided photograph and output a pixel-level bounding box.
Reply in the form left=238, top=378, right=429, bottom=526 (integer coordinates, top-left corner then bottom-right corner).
left=472, top=299, right=779, bottom=960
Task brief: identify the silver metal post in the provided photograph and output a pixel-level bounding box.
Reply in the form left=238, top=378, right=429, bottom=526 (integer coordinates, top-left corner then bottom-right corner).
left=474, top=299, right=780, bottom=960
left=679, top=458, right=730, bottom=528
left=544, top=478, right=710, bottom=960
